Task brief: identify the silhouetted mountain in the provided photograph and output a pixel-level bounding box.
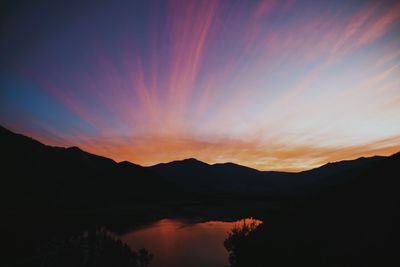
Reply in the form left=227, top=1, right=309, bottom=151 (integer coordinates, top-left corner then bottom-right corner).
left=268, top=155, right=387, bottom=194
left=0, top=125, right=177, bottom=214
left=2, top=125, right=399, bottom=267
left=150, top=158, right=289, bottom=193
left=225, top=151, right=400, bottom=267
left=1, top=124, right=398, bottom=208
left=148, top=153, right=392, bottom=195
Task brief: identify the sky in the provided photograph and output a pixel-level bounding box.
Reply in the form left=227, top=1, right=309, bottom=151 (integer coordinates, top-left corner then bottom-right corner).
left=1, top=0, right=400, bottom=171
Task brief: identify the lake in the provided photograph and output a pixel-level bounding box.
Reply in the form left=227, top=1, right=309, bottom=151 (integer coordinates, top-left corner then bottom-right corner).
left=116, top=218, right=262, bottom=267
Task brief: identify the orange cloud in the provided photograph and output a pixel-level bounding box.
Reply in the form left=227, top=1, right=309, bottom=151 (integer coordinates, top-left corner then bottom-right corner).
left=47, top=132, right=400, bottom=172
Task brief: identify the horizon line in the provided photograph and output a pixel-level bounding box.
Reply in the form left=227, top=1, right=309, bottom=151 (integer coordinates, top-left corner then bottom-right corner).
left=2, top=124, right=398, bottom=174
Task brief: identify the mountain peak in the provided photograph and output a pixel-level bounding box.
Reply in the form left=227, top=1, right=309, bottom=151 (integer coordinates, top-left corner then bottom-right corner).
left=169, top=158, right=210, bottom=166
left=151, top=157, right=209, bottom=168
left=181, top=158, right=205, bottom=163
left=119, top=160, right=143, bottom=168
left=67, top=146, right=83, bottom=152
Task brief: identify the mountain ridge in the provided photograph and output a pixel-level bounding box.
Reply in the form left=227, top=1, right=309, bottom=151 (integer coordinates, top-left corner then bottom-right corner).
left=2, top=124, right=395, bottom=174
left=1, top=124, right=399, bottom=196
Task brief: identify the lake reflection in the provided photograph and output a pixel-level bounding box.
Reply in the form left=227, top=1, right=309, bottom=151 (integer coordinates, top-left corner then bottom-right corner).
left=117, top=218, right=262, bottom=267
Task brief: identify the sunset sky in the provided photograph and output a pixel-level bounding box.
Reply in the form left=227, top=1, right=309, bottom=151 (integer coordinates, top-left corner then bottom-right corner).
left=1, top=0, right=400, bottom=171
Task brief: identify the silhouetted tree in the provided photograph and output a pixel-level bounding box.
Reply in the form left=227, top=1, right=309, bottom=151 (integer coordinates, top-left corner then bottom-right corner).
left=37, top=228, right=153, bottom=267
left=138, top=248, right=153, bottom=267
left=224, top=219, right=261, bottom=267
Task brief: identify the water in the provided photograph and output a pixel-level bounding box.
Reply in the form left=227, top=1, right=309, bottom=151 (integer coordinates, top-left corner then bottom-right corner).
left=116, top=218, right=262, bottom=267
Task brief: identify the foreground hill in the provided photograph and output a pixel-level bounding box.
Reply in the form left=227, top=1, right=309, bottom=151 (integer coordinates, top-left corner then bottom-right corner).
left=0, top=126, right=177, bottom=213
left=224, top=151, right=400, bottom=267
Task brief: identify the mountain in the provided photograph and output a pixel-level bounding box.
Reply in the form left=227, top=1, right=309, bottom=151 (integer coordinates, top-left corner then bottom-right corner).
left=2, top=124, right=399, bottom=267
left=222, top=152, right=400, bottom=267
left=148, top=154, right=390, bottom=194
left=1, top=124, right=399, bottom=209
left=150, top=158, right=289, bottom=193
left=273, top=155, right=387, bottom=194
left=0, top=125, right=177, bottom=214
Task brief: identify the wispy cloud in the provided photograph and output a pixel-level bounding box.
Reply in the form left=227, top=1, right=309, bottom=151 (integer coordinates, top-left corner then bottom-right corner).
left=1, top=0, right=400, bottom=171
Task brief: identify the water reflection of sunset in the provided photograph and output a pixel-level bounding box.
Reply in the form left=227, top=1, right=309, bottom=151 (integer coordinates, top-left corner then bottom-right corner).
left=118, top=218, right=262, bottom=267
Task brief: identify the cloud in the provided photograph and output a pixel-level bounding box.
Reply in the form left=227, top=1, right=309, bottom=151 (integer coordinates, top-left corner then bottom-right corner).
left=3, top=0, right=400, bottom=171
